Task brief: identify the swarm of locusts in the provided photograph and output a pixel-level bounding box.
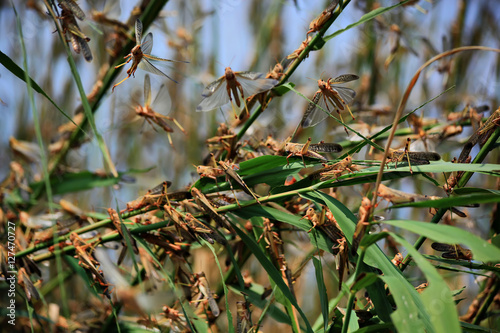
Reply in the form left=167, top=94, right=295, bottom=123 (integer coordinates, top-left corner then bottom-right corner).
left=6, top=1, right=500, bottom=332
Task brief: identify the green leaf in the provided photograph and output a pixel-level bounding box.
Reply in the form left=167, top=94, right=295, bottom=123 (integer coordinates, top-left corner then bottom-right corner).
left=385, top=233, right=461, bottom=333
left=234, top=205, right=334, bottom=253
left=32, top=172, right=123, bottom=195
left=382, top=220, right=500, bottom=263
left=324, top=0, right=412, bottom=42
left=351, top=272, right=379, bottom=293
left=202, top=239, right=234, bottom=333
left=0, top=50, right=79, bottom=129
left=313, top=257, right=329, bottom=332
left=273, top=82, right=296, bottom=96
left=305, top=191, right=436, bottom=330
left=62, top=255, right=100, bottom=298
left=391, top=192, right=500, bottom=209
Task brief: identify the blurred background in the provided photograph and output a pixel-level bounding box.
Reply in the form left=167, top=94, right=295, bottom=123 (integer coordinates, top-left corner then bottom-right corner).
left=1, top=0, right=500, bottom=322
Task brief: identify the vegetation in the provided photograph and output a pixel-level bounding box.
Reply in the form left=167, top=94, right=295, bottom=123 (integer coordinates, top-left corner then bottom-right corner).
left=1, top=0, right=500, bottom=332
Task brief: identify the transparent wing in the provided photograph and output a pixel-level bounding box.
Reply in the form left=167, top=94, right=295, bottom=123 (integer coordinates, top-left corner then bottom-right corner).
left=151, top=83, right=172, bottom=116
left=237, top=71, right=265, bottom=80
left=301, top=91, right=331, bottom=128
left=145, top=53, right=189, bottom=64
left=331, top=86, right=356, bottom=108
left=135, top=19, right=142, bottom=45
left=235, top=72, right=278, bottom=96
left=200, top=77, right=225, bottom=97
left=330, top=74, right=359, bottom=84
left=197, top=80, right=229, bottom=111
left=141, top=32, right=153, bottom=55
left=138, top=58, right=178, bottom=83
left=144, top=74, right=152, bottom=107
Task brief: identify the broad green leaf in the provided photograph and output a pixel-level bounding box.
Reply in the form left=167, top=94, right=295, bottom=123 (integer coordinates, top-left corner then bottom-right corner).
left=32, top=172, right=123, bottom=195
left=387, top=233, right=461, bottom=333
left=351, top=272, right=379, bottom=293
left=352, top=322, right=395, bottom=333
left=382, top=220, right=500, bottom=263
left=379, top=275, right=426, bottom=333
left=305, top=191, right=435, bottom=331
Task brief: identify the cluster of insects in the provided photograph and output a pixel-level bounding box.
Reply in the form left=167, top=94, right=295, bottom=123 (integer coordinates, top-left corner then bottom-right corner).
left=4, top=0, right=496, bottom=332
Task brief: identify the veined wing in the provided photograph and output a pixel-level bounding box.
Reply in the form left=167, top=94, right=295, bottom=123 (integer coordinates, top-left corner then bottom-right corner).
left=309, top=142, right=343, bottom=153
left=76, top=35, right=93, bottom=62
left=330, top=74, right=359, bottom=84
left=138, top=57, right=179, bottom=83
left=235, top=71, right=279, bottom=96
left=144, top=74, right=152, bottom=107
left=60, top=0, right=85, bottom=20
left=196, top=78, right=229, bottom=111
left=301, top=91, right=330, bottom=128
left=135, top=19, right=143, bottom=45
left=141, top=32, right=153, bottom=55
left=330, top=86, right=356, bottom=109
left=141, top=33, right=188, bottom=65
left=151, top=83, right=172, bottom=116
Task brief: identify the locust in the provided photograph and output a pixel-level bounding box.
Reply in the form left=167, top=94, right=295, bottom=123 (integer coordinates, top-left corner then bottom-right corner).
left=302, top=206, right=344, bottom=244
left=69, top=232, right=111, bottom=296
left=58, top=1, right=93, bottom=62
left=236, top=300, right=253, bottom=333
left=307, top=0, right=340, bottom=35
left=18, top=267, right=40, bottom=302
left=135, top=74, right=186, bottom=147
left=301, top=75, right=358, bottom=133
left=191, top=187, right=232, bottom=230
left=282, top=137, right=342, bottom=166
left=387, top=138, right=441, bottom=173
left=193, top=272, right=220, bottom=317
left=218, top=160, right=260, bottom=203
left=431, top=243, right=473, bottom=261
left=112, top=19, right=187, bottom=91
left=196, top=67, right=279, bottom=118
left=108, top=208, right=139, bottom=256
left=308, top=156, right=357, bottom=181
left=351, top=197, right=376, bottom=256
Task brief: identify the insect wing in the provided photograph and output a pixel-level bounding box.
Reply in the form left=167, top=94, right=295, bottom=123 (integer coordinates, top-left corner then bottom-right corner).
left=301, top=91, right=329, bottom=128
left=144, top=74, right=152, bottom=107
left=138, top=57, right=178, bottom=83
left=151, top=84, right=173, bottom=117
left=197, top=78, right=229, bottom=111
left=141, top=32, right=153, bottom=55
left=135, top=19, right=143, bottom=45
left=60, top=0, right=86, bottom=20
left=77, top=36, right=93, bottom=62
left=330, top=86, right=356, bottom=110
left=309, top=142, right=343, bottom=153
left=235, top=71, right=279, bottom=96
left=330, top=74, right=359, bottom=84
left=408, top=151, right=441, bottom=162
